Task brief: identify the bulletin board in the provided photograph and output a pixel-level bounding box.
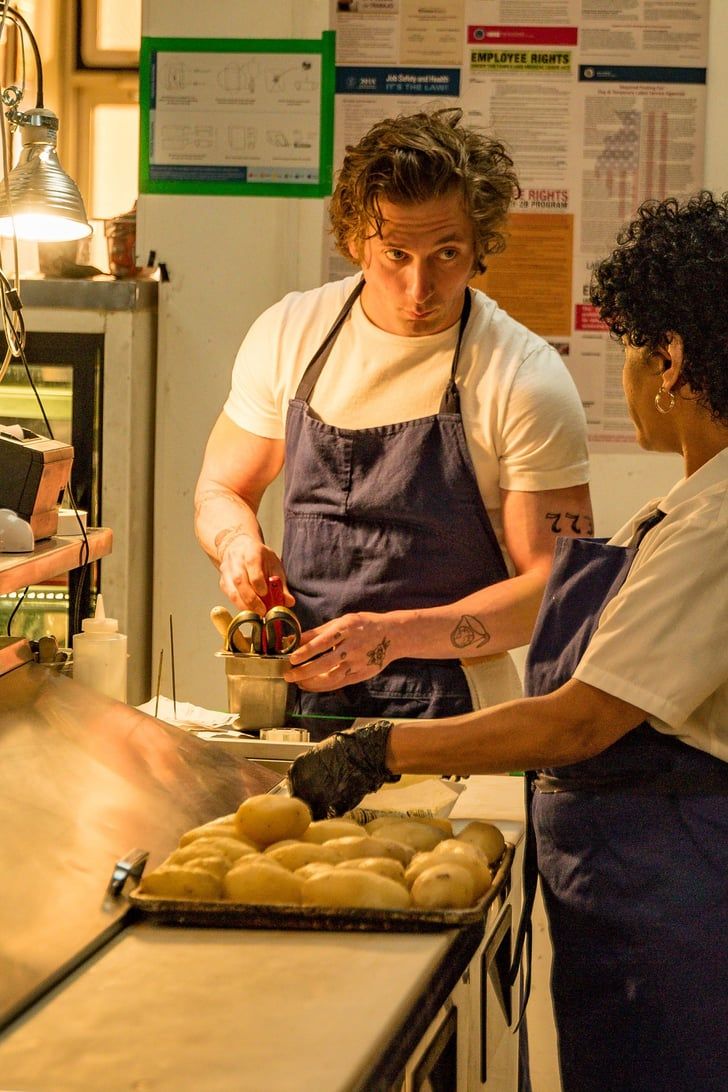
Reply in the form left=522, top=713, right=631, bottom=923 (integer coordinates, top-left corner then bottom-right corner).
left=326, top=0, right=709, bottom=452
left=139, top=33, right=336, bottom=198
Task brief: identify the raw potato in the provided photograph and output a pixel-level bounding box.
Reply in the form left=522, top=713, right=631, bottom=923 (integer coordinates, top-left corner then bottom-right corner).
left=325, top=835, right=401, bottom=862
left=376, top=838, right=416, bottom=867
left=140, top=864, right=222, bottom=900
left=178, top=821, right=249, bottom=847
left=169, top=837, right=258, bottom=867
left=234, top=794, right=312, bottom=847
left=164, top=853, right=230, bottom=880
left=295, top=862, right=336, bottom=882
left=430, top=840, right=492, bottom=898
left=301, top=868, right=411, bottom=909
left=411, top=816, right=454, bottom=837
left=365, top=818, right=448, bottom=852
left=410, top=863, right=475, bottom=909
left=265, top=841, right=339, bottom=872
left=335, top=857, right=407, bottom=885
left=300, top=818, right=367, bottom=844
left=223, top=857, right=302, bottom=904
left=405, top=851, right=441, bottom=888
left=456, top=821, right=506, bottom=864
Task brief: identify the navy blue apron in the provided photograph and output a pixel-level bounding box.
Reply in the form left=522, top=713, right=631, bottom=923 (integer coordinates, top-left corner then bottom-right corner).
left=519, top=512, right=728, bottom=1092
left=282, top=279, right=508, bottom=739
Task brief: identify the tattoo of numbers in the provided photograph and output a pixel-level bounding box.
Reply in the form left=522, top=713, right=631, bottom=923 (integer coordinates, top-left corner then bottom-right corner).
left=545, top=511, right=593, bottom=535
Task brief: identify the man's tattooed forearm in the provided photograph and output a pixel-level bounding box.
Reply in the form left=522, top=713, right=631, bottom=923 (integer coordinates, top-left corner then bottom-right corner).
left=213, top=524, right=250, bottom=558
left=194, top=486, right=237, bottom=517
left=545, top=511, right=594, bottom=535
left=366, top=636, right=391, bottom=668
left=451, top=615, right=491, bottom=649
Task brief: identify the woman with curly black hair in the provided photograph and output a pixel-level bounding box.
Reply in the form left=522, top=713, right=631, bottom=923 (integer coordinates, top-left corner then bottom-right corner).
left=290, top=192, right=728, bottom=1092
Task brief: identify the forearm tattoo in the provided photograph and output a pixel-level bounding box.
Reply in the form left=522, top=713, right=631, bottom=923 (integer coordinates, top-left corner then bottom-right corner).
left=545, top=511, right=594, bottom=535
left=451, top=615, right=491, bottom=649
left=194, top=485, right=237, bottom=518
left=214, top=524, right=249, bottom=559
left=366, top=636, right=391, bottom=668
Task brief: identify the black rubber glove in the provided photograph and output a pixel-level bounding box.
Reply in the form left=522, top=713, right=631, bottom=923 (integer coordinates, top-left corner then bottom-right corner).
left=287, top=720, right=401, bottom=820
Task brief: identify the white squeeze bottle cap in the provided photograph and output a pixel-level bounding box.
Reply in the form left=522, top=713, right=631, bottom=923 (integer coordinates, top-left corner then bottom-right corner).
left=81, top=594, right=118, bottom=635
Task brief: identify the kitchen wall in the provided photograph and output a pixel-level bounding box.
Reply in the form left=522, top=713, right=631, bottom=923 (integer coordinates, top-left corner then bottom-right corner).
left=139, top=0, right=727, bottom=706
left=138, top=7, right=727, bottom=1090
left=139, top=0, right=329, bottom=711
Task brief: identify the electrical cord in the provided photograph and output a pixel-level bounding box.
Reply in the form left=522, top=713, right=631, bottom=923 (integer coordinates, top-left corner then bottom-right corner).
left=5, top=583, right=27, bottom=635
left=0, top=90, right=23, bottom=384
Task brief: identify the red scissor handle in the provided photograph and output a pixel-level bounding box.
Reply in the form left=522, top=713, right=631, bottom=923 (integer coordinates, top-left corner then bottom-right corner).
left=261, top=576, right=285, bottom=653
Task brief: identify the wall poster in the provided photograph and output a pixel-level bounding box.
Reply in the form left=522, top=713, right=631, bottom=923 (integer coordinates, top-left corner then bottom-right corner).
left=327, top=1, right=709, bottom=452
left=140, top=33, right=336, bottom=198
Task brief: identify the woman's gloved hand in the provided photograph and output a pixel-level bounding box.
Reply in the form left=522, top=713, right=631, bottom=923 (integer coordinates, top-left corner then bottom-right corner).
left=287, top=720, right=400, bottom=819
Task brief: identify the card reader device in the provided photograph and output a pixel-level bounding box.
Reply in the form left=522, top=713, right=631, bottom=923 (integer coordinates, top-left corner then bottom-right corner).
left=0, top=426, right=73, bottom=539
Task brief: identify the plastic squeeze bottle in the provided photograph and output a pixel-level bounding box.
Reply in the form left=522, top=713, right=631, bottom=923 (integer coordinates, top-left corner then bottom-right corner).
left=72, top=594, right=128, bottom=702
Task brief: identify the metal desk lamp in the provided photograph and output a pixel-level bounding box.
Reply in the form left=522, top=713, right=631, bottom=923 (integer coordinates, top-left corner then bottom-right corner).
left=0, top=3, right=91, bottom=241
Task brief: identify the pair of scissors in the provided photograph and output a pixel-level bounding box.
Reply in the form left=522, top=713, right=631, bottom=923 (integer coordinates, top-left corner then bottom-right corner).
left=225, top=577, right=302, bottom=656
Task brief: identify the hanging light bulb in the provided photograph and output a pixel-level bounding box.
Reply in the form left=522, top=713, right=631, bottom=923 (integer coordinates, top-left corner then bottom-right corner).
left=0, top=106, right=92, bottom=240
left=0, top=5, right=92, bottom=241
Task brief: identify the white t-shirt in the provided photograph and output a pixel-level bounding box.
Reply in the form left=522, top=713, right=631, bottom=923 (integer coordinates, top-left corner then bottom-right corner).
left=574, top=447, right=728, bottom=761
left=224, top=275, right=589, bottom=559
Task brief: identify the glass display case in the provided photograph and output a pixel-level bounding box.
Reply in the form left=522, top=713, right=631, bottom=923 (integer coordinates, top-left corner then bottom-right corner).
left=0, top=277, right=157, bottom=703
left=0, top=332, right=104, bottom=642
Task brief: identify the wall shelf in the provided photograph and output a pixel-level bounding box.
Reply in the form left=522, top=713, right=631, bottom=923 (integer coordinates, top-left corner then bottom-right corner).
left=0, top=528, right=112, bottom=596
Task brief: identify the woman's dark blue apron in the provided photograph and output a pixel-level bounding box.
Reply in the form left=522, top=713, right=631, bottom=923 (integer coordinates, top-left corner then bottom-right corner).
left=520, top=513, right=728, bottom=1092
left=282, top=279, right=508, bottom=739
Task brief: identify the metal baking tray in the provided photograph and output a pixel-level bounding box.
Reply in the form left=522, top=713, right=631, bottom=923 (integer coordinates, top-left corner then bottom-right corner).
left=128, top=843, right=514, bottom=932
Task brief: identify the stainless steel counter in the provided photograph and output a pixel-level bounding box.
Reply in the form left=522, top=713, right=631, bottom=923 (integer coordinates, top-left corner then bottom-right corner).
left=0, top=644, right=526, bottom=1089
left=0, top=919, right=487, bottom=1092
left=0, top=644, right=279, bottom=1032
left=0, top=734, right=524, bottom=1089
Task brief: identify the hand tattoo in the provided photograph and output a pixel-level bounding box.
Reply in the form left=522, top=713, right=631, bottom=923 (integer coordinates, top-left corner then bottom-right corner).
left=366, top=636, right=390, bottom=668
left=451, top=615, right=491, bottom=649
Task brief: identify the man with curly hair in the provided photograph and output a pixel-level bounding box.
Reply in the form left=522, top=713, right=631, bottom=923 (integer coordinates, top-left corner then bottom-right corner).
left=195, top=108, right=591, bottom=735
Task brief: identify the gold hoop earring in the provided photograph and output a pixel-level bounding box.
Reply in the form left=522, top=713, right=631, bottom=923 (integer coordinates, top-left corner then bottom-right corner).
left=655, top=387, right=676, bottom=415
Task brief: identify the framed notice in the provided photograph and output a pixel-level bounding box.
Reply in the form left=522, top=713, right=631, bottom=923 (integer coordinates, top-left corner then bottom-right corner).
left=139, top=33, right=335, bottom=197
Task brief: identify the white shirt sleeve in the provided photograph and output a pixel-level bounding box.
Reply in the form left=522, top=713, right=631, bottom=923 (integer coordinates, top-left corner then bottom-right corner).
left=497, top=345, right=590, bottom=492
left=574, top=509, right=728, bottom=730
left=223, top=304, right=288, bottom=440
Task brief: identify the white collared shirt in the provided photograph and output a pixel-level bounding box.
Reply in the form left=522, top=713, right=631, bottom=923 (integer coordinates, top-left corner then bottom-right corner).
left=575, top=448, right=728, bottom=760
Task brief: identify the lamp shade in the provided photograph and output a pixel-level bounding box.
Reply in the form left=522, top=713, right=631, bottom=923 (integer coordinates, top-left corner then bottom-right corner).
left=0, top=108, right=92, bottom=241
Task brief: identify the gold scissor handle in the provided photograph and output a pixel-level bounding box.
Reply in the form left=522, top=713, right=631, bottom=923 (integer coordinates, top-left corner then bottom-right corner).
left=225, top=610, right=264, bottom=654
left=225, top=606, right=301, bottom=656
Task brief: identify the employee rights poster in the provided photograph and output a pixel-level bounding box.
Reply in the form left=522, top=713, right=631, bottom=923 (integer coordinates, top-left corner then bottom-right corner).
left=327, top=0, right=708, bottom=452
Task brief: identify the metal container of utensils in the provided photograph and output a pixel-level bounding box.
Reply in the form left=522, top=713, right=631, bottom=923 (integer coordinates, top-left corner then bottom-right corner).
left=216, top=650, right=291, bottom=729
left=213, top=603, right=302, bottom=730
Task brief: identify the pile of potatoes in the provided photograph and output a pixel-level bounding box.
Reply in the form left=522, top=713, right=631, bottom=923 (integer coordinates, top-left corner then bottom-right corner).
left=139, top=794, right=507, bottom=913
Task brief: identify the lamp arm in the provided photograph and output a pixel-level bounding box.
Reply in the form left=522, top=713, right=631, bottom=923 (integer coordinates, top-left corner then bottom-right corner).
left=0, top=3, right=44, bottom=108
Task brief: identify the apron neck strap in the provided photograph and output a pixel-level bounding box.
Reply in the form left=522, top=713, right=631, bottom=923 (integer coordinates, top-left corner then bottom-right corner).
left=294, top=280, right=472, bottom=411
left=438, top=288, right=472, bottom=415
left=632, top=508, right=665, bottom=548
left=294, top=278, right=365, bottom=404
